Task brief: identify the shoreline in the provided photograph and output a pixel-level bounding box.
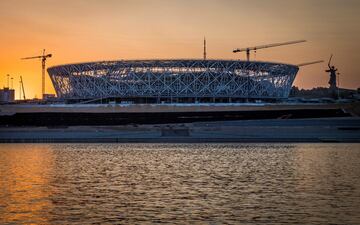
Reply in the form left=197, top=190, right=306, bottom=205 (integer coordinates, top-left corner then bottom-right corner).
left=1, top=117, right=359, bottom=143
left=1, top=138, right=358, bottom=144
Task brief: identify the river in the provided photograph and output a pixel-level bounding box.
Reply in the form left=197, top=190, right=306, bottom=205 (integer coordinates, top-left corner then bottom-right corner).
left=0, top=143, right=359, bottom=224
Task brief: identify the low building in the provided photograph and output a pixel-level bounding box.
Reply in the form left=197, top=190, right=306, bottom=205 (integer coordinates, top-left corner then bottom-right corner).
left=0, top=88, right=15, bottom=103
left=43, top=93, right=56, bottom=100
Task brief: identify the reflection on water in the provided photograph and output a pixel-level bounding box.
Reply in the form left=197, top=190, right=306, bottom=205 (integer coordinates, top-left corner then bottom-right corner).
left=0, top=145, right=54, bottom=224
left=0, top=143, right=359, bottom=224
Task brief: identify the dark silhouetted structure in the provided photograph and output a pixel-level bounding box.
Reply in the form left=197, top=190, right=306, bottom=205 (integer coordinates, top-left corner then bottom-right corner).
left=21, top=49, right=52, bottom=99
left=0, top=88, right=15, bottom=103
left=326, top=54, right=338, bottom=91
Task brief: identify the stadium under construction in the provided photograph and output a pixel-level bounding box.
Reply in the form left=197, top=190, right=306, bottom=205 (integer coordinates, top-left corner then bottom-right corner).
left=1, top=58, right=357, bottom=126
left=47, top=59, right=298, bottom=104
left=0, top=40, right=358, bottom=126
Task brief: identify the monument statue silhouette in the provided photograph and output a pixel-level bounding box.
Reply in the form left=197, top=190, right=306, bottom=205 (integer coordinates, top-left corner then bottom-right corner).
left=325, top=55, right=338, bottom=97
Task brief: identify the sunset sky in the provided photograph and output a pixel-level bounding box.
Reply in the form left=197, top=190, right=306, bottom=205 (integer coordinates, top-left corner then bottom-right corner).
left=0, top=0, right=359, bottom=99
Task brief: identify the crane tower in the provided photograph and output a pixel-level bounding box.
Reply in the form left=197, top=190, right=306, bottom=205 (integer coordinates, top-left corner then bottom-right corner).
left=21, top=49, right=52, bottom=99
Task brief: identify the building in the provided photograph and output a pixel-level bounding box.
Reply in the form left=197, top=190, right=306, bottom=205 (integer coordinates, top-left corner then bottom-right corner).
left=0, top=88, right=15, bottom=103
left=1, top=60, right=355, bottom=126
left=43, top=93, right=56, bottom=100
left=47, top=60, right=299, bottom=103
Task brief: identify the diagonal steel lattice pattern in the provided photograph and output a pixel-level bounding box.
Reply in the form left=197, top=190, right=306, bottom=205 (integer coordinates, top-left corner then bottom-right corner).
left=47, top=60, right=299, bottom=100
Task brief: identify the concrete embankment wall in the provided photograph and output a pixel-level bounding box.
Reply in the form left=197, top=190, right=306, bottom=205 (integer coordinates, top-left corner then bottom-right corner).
left=0, top=103, right=352, bottom=115
left=1, top=118, right=359, bottom=143
left=345, top=103, right=360, bottom=116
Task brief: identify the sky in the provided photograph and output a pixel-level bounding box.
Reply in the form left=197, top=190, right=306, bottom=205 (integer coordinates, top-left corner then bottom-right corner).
left=0, top=0, right=359, bottom=99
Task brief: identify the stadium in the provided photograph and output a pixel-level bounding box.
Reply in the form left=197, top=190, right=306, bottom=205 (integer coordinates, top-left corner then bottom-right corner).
left=1, top=59, right=350, bottom=126
left=47, top=59, right=299, bottom=103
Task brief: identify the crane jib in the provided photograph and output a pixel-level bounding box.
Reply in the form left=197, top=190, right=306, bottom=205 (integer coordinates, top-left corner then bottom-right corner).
left=233, top=40, right=307, bottom=61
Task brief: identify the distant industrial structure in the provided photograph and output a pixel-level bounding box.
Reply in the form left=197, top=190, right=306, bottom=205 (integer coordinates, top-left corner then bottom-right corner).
left=1, top=74, right=15, bottom=103
left=0, top=88, right=15, bottom=103
left=21, top=49, right=52, bottom=99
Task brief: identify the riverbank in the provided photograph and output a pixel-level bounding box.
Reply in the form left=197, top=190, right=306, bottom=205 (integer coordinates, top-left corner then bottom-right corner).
left=1, top=117, right=359, bottom=143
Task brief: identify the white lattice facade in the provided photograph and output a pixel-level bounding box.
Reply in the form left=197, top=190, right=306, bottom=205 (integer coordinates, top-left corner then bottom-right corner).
left=47, top=60, right=299, bottom=100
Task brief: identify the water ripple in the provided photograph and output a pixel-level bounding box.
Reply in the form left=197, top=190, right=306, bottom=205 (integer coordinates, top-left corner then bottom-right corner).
left=0, top=143, right=359, bottom=224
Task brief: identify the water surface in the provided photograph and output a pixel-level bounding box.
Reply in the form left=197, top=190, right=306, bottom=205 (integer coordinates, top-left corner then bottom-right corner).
left=0, top=143, right=359, bottom=224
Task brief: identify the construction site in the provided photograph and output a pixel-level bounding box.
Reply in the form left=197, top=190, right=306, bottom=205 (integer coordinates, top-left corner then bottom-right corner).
left=0, top=39, right=359, bottom=142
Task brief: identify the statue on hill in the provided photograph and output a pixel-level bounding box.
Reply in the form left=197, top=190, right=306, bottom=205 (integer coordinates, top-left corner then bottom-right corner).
left=325, top=54, right=338, bottom=91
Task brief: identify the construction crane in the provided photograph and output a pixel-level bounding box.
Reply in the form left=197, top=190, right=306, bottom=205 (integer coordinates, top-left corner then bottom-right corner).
left=21, top=49, right=52, bottom=98
left=297, top=60, right=324, bottom=67
left=19, top=76, right=26, bottom=100
left=233, top=40, right=306, bottom=61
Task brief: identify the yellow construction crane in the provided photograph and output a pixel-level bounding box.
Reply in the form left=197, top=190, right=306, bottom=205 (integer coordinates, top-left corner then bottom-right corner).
left=21, top=49, right=52, bottom=98
left=233, top=40, right=306, bottom=61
